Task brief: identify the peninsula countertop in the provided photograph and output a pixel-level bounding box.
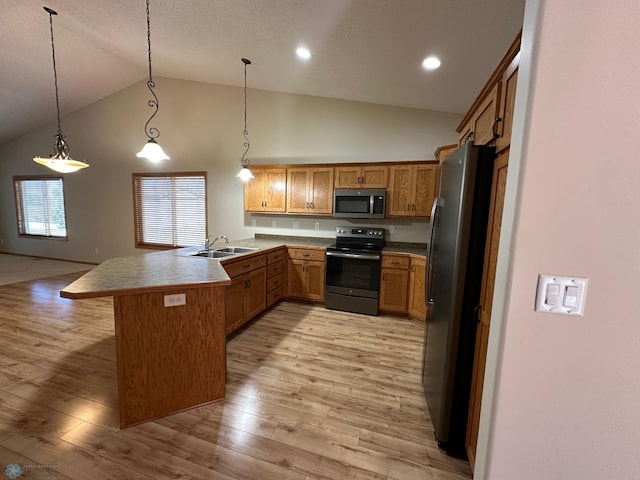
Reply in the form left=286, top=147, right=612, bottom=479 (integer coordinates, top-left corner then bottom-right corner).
left=60, top=235, right=335, bottom=300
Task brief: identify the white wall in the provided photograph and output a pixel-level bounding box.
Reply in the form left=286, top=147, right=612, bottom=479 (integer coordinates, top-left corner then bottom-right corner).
left=477, top=1, right=640, bottom=478
left=0, top=78, right=460, bottom=262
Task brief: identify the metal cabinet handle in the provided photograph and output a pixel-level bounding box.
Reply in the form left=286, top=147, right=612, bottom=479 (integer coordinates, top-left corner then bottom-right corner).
left=465, top=131, right=474, bottom=143
left=474, top=305, right=482, bottom=323
left=492, top=117, right=503, bottom=139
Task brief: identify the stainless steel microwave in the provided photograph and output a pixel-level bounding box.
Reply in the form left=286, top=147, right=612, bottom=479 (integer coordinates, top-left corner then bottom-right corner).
left=333, top=189, right=386, bottom=218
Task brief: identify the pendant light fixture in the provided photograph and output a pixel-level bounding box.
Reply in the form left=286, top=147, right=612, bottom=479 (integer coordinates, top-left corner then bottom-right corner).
left=136, top=0, right=169, bottom=163
left=236, top=58, right=254, bottom=182
left=33, top=7, right=89, bottom=174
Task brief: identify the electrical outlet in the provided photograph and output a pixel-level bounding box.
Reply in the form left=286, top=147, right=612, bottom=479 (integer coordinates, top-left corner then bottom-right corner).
left=389, top=225, right=395, bottom=234
left=272, top=220, right=277, bottom=228
left=251, top=219, right=256, bottom=227
left=94, top=247, right=99, bottom=255
left=293, top=221, right=300, bottom=229
left=315, top=222, right=320, bottom=230
left=164, top=293, right=186, bottom=307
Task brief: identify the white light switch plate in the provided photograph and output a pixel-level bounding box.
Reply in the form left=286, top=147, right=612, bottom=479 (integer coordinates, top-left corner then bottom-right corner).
left=164, top=293, right=186, bottom=307
left=535, top=274, right=588, bottom=316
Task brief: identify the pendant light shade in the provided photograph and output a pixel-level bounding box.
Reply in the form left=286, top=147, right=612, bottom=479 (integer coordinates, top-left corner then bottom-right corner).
left=137, top=0, right=169, bottom=162
left=236, top=58, right=253, bottom=182
left=136, top=138, right=169, bottom=163
left=33, top=7, right=89, bottom=173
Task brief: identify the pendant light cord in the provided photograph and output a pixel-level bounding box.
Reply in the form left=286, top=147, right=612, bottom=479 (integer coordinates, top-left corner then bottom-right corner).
left=143, top=0, right=160, bottom=140
left=241, top=58, right=251, bottom=167
left=45, top=7, right=62, bottom=136
left=146, top=0, right=153, bottom=81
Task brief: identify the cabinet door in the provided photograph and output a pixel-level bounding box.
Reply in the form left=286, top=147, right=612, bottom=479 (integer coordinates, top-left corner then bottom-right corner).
left=244, top=168, right=286, bottom=212
left=245, top=267, right=266, bottom=319
left=361, top=165, right=388, bottom=188
left=286, top=168, right=310, bottom=213
left=379, top=267, right=409, bottom=313
left=305, top=261, right=325, bottom=302
left=412, top=164, right=438, bottom=216
left=263, top=168, right=287, bottom=212
left=244, top=169, right=268, bottom=212
left=458, top=121, right=474, bottom=146
left=308, top=168, right=334, bottom=214
left=334, top=166, right=362, bottom=188
left=408, top=257, right=426, bottom=320
left=465, top=150, right=509, bottom=468
left=495, top=53, right=520, bottom=153
left=225, top=275, right=246, bottom=334
left=387, top=165, right=412, bottom=216
left=286, top=259, right=306, bottom=298
left=470, top=83, right=500, bottom=146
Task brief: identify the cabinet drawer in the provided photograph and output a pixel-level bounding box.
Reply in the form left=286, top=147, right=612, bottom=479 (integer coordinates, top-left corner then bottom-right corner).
left=288, top=247, right=325, bottom=261
left=224, top=254, right=267, bottom=278
left=267, top=274, right=284, bottom=292
left=267, top=249, right=285, bottom=264
left=267, top=260, right=284, bottom=278
left=381, top=254, right=410, bottom=269
left=266, top=286, right=284, bottom=308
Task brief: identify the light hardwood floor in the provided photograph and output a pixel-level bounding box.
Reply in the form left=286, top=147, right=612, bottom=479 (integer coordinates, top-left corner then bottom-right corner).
left=0, top=272, right=472, bottom=480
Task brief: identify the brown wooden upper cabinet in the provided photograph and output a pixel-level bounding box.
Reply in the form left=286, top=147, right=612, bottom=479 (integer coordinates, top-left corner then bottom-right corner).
left=495, top=52, right=520, bottom=153
left=286, top=167, right=334, bottom=214
left=387, top=163, right=438, bottom=217
left=458, top=83, right=500, bottom=146
left=334, top=165, right=388, bottom=189
left=244, top=167, right=287, bottom=213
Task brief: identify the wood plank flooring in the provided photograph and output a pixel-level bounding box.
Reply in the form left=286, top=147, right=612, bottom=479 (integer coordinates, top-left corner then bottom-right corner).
left=0, top=272, right=472, bottom=480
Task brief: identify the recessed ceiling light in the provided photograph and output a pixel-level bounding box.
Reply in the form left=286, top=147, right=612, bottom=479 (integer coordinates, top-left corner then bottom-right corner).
left=296, top=47, right=311, bottom=60
left=422, top=56, right=441, bottom=71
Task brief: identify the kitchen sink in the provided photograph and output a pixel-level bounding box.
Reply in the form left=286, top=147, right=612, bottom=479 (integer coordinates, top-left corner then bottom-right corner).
left=213, top=246, right=258, bottom=254
left=190, top=250, right=236, bottom=259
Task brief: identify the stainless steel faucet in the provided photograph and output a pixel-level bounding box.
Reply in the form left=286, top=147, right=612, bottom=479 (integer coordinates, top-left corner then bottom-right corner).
left=205, top=234, right=229, bottom=251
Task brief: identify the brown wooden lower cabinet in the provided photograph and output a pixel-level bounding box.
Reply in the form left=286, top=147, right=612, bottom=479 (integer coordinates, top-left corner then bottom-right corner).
left=224, top=254, right=267, bottom=335
left=465, top=148, right=510, bottom=469
left=379, top=252, right=427, bottom=320
left=379, top=253, right=410, bottom=314
left=286, top=247, right=325, bottom=302
left=114, top=285, right=226, bottom=428
left=408, top=256, right=427, bottom=321
left=266, top=248, right=286, bottom=308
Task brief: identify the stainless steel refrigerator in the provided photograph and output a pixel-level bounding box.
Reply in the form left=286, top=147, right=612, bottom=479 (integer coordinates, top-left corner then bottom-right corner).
left=423, top=143, right=495, bottom=458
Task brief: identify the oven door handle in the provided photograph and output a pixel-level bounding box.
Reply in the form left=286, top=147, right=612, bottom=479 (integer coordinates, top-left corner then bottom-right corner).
left=326, top=251, right=381, bottom=261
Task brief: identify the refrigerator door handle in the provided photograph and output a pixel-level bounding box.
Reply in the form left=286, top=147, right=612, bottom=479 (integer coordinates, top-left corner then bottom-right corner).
left=474, top=304, right=482, bottom=323
left=425, top=197, right=440, bottom=304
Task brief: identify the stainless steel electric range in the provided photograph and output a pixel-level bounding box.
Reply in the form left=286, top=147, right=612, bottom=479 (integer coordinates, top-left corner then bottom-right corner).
left=325, top=226, right=385, bottom=316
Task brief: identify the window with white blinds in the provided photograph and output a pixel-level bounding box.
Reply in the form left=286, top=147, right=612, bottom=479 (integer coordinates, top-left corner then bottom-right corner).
left=13, top=176, right=68, bottom=239
left=133, top=172, right=207, bottom=249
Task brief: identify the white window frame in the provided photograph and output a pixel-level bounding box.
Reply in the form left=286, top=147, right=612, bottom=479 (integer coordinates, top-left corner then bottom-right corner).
left=132, top=172, right=208, bottom=249
left=13, top=175, right=68, bottom=239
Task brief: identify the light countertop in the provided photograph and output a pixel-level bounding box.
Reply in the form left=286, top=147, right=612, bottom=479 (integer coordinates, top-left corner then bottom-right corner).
left=60, top=235, right=334, bottom=300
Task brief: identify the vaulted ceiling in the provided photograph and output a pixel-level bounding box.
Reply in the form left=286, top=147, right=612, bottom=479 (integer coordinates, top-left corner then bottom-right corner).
left=1, top=0, right=524, bottom=145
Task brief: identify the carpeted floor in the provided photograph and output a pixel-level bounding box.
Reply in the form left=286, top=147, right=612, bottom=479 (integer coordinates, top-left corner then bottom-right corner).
left=0, top=253, right=94, bottom=286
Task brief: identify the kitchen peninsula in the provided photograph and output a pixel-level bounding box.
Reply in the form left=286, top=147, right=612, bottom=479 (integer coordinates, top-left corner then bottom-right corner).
left=60, top=236, right=333, bottom=428
left=61, top=248, right=232, bottom=428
